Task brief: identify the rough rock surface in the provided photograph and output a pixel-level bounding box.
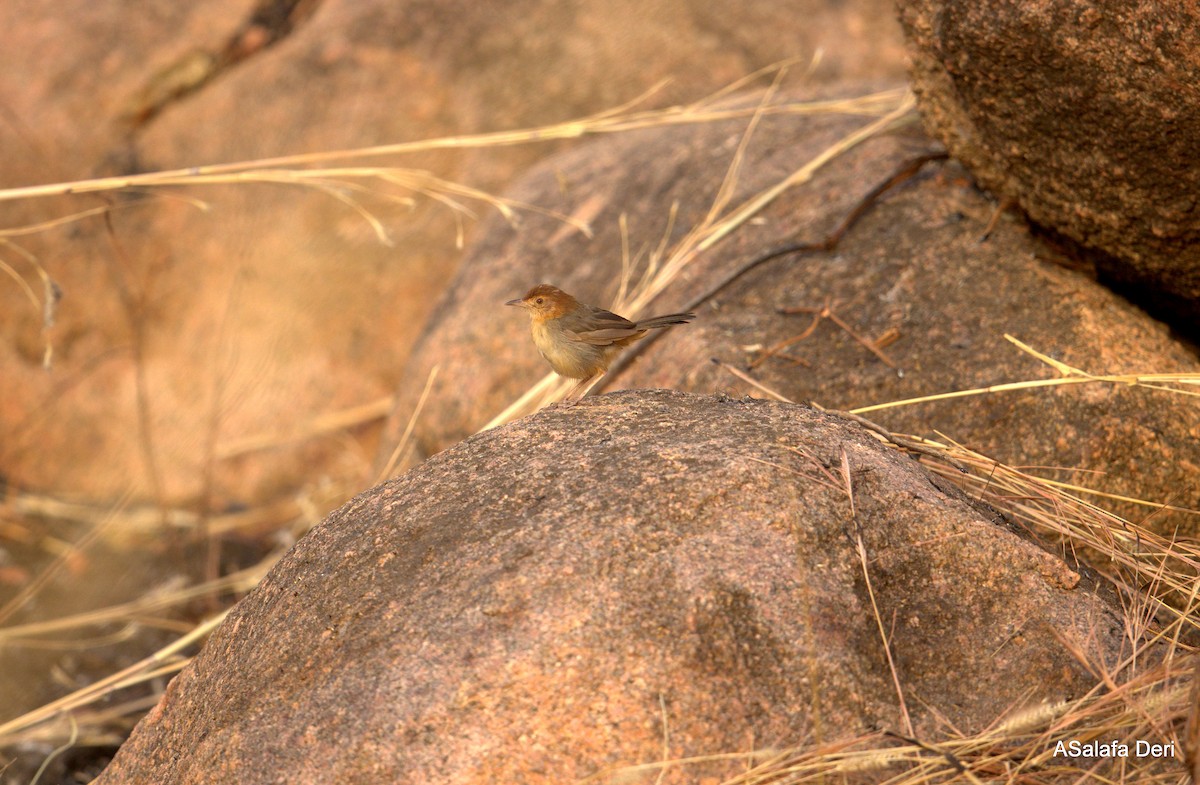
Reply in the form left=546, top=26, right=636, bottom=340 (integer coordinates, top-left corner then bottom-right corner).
left=896, top=0, right=1200, bottom=328
left=97, top=391, right=1129, bottom=784
left=386, top=93, right=1200, bottom=535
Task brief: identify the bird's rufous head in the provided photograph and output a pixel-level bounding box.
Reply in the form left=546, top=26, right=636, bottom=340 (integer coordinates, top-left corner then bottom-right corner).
left=505, top=284, right=579, bottom=321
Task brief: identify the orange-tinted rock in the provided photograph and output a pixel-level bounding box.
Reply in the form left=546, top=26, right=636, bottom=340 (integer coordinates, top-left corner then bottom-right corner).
left=95, top=391, right=1128, bottom=784
left=896, top=0, right=1200, bottom=329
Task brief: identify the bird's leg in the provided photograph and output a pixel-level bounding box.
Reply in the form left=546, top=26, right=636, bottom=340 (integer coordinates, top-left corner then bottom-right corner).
left=563, top=373, right=603, bottom=403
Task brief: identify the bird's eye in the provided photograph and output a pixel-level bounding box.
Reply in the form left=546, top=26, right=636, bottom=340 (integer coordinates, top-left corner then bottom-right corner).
left=535, top=297, right=544, bottom=305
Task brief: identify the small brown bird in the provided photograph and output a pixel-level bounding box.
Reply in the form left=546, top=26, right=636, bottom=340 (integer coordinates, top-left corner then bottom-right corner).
left=506, top=283, right=694, bottom=399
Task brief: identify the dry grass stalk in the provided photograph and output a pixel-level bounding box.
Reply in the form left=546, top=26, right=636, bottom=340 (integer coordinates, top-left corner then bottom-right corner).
left=852, top=335, right=1200, bottom=416
left=5, top=480, right=346, bottom=543
left=0, top=82, right=906, bottom=207
left=0, top=611, right=226, bottom=746
left=838, top=447, right=915, bottom=738
left=375, top=366, right=438, bottom=482
left=214, top=396, right=395, bottom=460
left=918, top=434, right=1200, bottom=627
left=0, top=559, right=272, bottom=645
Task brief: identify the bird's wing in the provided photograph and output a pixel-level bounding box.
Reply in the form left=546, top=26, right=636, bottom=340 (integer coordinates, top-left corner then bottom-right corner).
left=568, top=328, right=646, bottom=345
left=566, top=308, right=643, bottom=345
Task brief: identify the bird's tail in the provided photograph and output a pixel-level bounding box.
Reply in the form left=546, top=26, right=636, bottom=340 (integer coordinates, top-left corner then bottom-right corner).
left=636, top=312, right=695, bottom=329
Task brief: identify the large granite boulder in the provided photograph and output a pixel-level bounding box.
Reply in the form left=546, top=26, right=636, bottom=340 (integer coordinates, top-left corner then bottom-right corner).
left=896, top=0, right=1200, bottom=328
left=97, top=391, right=1128, bottom=784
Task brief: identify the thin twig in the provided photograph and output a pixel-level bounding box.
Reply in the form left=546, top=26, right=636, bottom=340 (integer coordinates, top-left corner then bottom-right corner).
left=755, top=300, right=898, bottom=369
left=599, top=150, right=948, bottom=390
left=748, top=309, right=823, bottom=369
left=710, top=359, right=793, bottom=402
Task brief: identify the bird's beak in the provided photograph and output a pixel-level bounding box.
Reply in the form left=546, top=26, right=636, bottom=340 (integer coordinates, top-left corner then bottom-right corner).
left=505, top=298, right=524, bottom=307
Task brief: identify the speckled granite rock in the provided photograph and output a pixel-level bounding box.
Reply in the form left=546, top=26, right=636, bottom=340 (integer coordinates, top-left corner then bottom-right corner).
left=97, top=391, right=1129, bottom=784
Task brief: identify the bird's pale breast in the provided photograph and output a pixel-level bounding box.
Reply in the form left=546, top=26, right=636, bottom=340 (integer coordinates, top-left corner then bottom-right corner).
left=531, top=320, right=606, bottom=379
